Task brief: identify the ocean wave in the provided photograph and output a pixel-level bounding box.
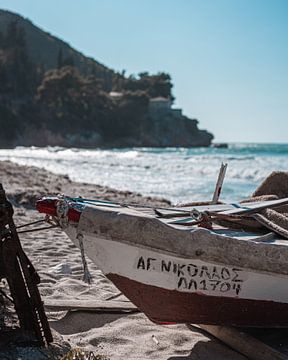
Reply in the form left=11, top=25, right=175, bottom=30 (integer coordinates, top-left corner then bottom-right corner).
left=226, top=156, right=255, bottom=161
left=0, top=144, right=287, bottom=203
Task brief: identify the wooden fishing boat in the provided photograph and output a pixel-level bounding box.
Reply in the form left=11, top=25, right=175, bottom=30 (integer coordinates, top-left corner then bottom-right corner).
left=36, top=195, right=288, bottom=327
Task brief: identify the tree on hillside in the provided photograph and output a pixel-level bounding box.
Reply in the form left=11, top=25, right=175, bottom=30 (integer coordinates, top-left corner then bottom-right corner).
left=0, top=104, right=20, bottom=146
left=105, top=91, right=149, bottom=140
left=57, top=49, right=63, bottom=69
left=121, top=71, right=174, bottom=100
left=36, top=66, right=113, bottom=138
left=36, top=66, right=152, bottom=144
left=5, top=20, right=26, bottom=48
left=0, top=21, right=40, bottom=98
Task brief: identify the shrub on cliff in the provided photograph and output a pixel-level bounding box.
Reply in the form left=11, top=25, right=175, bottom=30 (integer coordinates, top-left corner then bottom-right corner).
left=120, top=72, right=174, bottom=100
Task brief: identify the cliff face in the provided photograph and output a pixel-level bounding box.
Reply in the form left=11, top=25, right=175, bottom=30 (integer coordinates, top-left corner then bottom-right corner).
left=107, top=113, right=213, bottom=148
left=0, top=9, right=213, bottom=148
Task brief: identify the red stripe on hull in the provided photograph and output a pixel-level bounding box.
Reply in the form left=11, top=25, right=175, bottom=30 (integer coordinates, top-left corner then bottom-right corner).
left=107, top=273, right=288, bottom=327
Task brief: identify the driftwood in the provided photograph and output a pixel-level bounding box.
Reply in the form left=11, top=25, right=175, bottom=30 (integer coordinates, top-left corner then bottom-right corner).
left=196, top=324, right=288, bottom=360
left=44, top=299, right=139, bottom=313
left=0, top=183, right=52, bottom=346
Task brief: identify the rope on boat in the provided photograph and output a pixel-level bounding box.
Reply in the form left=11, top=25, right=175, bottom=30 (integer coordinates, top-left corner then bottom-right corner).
left=77, top=233, right=92, bottom=285
left=16, top=216, right=60, bottom=234
left=15, top=198, right=93, bottom=284
left=54, top=198, right=92, bottom=283
left=18, top=224, right=59, bottom=234
left=16, top=219, right=46, bottom=229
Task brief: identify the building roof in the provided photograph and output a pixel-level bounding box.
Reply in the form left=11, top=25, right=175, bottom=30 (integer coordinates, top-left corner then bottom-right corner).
left=109, top=91, right=123, bottom=98
left=149, top=96, right=170, bottom=102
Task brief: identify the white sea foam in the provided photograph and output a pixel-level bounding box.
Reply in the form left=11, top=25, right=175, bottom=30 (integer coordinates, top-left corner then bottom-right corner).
left=0, top=144, right=287, bottom=203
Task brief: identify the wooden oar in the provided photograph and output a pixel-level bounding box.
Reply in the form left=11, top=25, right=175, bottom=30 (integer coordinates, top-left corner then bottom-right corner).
left=168, top=198, right=288, bottom=226
left=217, top=197, right=288, bottom=216
left=155, top=204, right=234, bottom=218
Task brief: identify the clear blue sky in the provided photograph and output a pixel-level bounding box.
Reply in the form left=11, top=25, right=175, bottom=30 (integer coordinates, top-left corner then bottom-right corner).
left=1, top=0, right=288, bottom=142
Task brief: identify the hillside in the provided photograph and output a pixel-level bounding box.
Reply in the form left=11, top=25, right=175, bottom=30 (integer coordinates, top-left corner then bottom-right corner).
left=0, top=9, right=213, bottom=148
left=0, top=9, right=115, bottom=89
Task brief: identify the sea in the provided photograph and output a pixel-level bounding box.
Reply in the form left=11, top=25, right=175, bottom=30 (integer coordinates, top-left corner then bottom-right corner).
left=0, top=143, right=287, bottom=204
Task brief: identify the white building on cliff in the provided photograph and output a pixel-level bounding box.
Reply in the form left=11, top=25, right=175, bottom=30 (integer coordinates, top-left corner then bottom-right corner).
left=149, top=97, right=182, bottom=118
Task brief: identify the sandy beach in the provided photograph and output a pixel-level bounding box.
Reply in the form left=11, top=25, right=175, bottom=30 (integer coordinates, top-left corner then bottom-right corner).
left=0, top=160, right=246, bottom=360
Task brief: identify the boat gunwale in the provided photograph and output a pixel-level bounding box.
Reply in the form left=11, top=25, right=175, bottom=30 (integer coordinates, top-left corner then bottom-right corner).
left=73, top=204, right=288, bottom=278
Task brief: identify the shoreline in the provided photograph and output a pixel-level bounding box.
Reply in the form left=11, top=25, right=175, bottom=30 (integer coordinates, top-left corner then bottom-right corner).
left=0, top=160, right=171, bottom=208
left=0, top=160, right=245, bottom=359
left=0, top=143, right=286, bottom=205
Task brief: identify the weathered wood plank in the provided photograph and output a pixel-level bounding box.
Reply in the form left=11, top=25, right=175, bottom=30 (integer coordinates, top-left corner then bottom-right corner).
left=157, top=198, right=288, bottom=219
left=220, top=198, right=288, bottom=216
left=44, top=299, right=139, bottom=313
left=197, top=324, right=288, bottom=360
left=166, top=198, right=288, bottom=225
left=155, top=204, right=232, bottom=218
left=212, top=163, right=228, bottom=204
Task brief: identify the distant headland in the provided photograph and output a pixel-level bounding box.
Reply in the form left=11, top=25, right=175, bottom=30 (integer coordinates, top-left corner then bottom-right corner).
left=0, top=9, right=214, bottom=148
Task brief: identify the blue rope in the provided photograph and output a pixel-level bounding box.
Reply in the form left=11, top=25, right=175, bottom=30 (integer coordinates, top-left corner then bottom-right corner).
left=70, top=197, right=115, bottom=205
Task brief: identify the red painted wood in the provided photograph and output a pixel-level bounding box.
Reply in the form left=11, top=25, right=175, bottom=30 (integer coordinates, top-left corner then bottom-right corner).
left=36, top=198, right=58, bottom=216
left=36, top=198, right=81, bottom=222
left=107, top=273, right=288, bottom=327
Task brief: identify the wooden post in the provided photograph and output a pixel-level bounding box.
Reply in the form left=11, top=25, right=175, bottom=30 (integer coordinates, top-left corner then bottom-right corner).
left=212, top=163, right=228, bottom=204
left=0, top=183, right=53, bottom=345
